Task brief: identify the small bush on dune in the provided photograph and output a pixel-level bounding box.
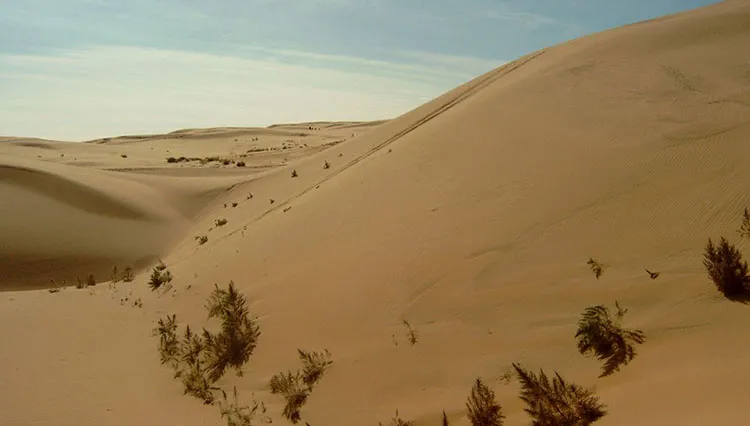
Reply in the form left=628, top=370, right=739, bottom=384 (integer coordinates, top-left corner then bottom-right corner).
left=269, top=371, right=309, bottom=424
left=153, top=314, right=180, bottom=367
left=203, top=281, right=262, bottom=381
left=703, top=237, right=750, bottom=298
left=269, top=348, right=334, bottom=423
left=215, top=218, right=228, bottom=227
left=442, top=410, right=450, bottom=426
left=575, top=302, right=645, bottom=377
left=122, top=266, right=135, bottom=282
left=513, top=363, right=606, bottom=426
left=738, top=208, right=750, bottom=239
left=148, top=260, right=173, bottom=291
left=196, top=235, right=209, bottom=245
left=466, top=378, right=504, bottom=426
left=586, top=258, right=604, bottom=279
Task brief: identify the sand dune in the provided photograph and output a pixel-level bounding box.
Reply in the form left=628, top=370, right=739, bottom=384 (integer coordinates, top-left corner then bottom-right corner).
left=2, top=1, right=750, bottom=425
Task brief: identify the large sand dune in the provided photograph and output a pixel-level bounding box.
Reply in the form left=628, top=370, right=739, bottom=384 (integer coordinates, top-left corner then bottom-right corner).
left=2, top=1, right=750, bottom=425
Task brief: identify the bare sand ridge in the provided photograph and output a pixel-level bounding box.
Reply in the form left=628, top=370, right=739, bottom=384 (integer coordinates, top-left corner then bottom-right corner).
left=2, top=1, right=750, bottom=425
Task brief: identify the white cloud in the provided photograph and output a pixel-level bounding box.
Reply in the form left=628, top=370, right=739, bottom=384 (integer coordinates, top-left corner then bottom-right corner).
left=0, top=45, right=499, bottom=141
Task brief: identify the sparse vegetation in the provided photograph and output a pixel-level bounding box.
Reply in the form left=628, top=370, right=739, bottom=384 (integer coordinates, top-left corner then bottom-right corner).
left=148, top=260, right=173, bottom=291
left=586, top=258, right=604, bottom=279
left=291, top=169, right=298, bottom=178
left=379, top=410, right=414, bottom=426
left=466, top=378, right=504, bottom=426
left=513, top=363, right=607, bottom=425
left=219, top=386, right=268, bottom=426
left=269, top=348, right=334, bottom=423
left=236, top=161, right=246, bottom=167
left=202, top=281, right=262, bottom=381
left=323, top=160, right=330, bottom=169
left=154, top=314, right=180, bottom=367
left=403, top=320, right=418, bottom=345
left=215, top=218, right=228, bottom=227
left=111, top=266, right=121, bottom=283
left=704, top=236, right=750, bottom=297
left=739, top=208, right=750, bottom=239
left=442, top=410, right=449, bottom=426
left=120, top=154, right=128, bottom=158
left=232, top=202, right=238, bottom=208
left=575, top=301, right=645, bottom=377
left=122, top=266, right=135, bottom=282
left=196, top=235, right=209, bottom=245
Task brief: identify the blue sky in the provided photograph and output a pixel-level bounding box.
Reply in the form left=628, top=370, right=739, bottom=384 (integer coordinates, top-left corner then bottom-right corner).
left=1, top=0, right=717, bottom=141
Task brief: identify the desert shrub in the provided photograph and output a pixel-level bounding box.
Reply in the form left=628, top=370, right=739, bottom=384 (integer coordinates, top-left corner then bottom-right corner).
left=196, top=235, right=209, bottom=245
left=739, top=208, right=750, bottom=239
left=75, top=276, right=88, bottom=289
left=175, top=325, right=218, bottom=404
left=111, top=266, right=121, bottom=283
left=466, top=378, right=504, bottom=426
left=442, top=410, right=449, bottom=426
left=575, top=302, right=645, bottom=377
left=323, top=160, right=330, bottom=169
left=148, top=261, right=173, bottom=291
left=203, top=281, right=261, bottom=381
left=270, top=371, right=309, bottom=423
left=298, top=349, right=333, bottom=388
left=167, top=157, right=177, bottom=163
left=120, top=154, right=127, bottom=158
left=379, top=410, right=414, bottom=426
left=403, top=320, right=418, bottom=345
left=586, top=258, right=604, bottom=279
left=153, top=314, right=180, bottom=367
left=122, top=266, right=135, bottom=282
left=513, top=363, right=606, bottom=426
left=291, top=169, right=298, bottom=178
left=219, top=386, right=267, bottom=426
left=236, top=161, right=246, bottom=168
left=703, top=237, right=750, bottom=297
left=223, top=159, right=231, bottom=165
left=215, top=218, right=228, bottom=227
left=87, top=274, right=96, bottom=287
left=232, top=202, right=238, bottom=208
left=270, top=348, right=333, bottom=423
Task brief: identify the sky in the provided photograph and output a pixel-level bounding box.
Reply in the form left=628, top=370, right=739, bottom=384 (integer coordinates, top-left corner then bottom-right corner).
left=1, top=0, right=718, bottom=141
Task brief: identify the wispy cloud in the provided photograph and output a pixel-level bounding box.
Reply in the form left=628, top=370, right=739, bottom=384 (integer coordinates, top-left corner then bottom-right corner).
left=0, top=45, right=501, bottom=140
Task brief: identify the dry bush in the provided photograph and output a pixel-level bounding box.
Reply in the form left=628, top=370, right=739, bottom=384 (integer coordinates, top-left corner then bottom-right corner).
left=148, top=260, right=173, bottom=291
left=298, top=349, right=333, bottom=389
left=122, top=266, right=135, bottom=282
left=586, top=258, right=604, bottom=279
left=196, top=235, right=209, bottom=245
left=442, top=410, right=449, bottom=426
left=704, top=237, right=750, bottom=298
left=203, top=281, right=262, bottom=381
left=269, top=348, right=334, bottom=423
left=402, top=320, right=418, bottom=345
left=111, top=266, right=121, bottom=283
left=575, top=302, right=645, bottom=377
left=291, top=169, right=298, bottom=178
left=466, top=378, right=504, bottom=426
left=215, top=218, right=229, bottom=227
left=513, top=363, right=606, bottom=426
left=153, top=314, right=180, bottom=367
left=269, top=371, right=309, bottom=424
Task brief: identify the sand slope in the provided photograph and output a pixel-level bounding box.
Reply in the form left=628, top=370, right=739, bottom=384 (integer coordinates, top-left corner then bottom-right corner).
left=3, top=1, right=750, bottom=425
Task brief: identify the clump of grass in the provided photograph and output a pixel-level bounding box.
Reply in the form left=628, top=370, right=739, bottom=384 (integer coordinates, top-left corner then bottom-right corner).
left=467, top=378, right=504, bottom=426
left=111, top=266, right=121, bottom=283
left=291, top=169, right=298, bottom=178
left=586, top=258, right=605, bottom=279
left=576, top=301, right=645, bottom=377
left=120, top=154, right=128, bottom=158
left=232, top=202, right=239, bottom=208
left=704, top=236, right=750, bottom=298
left=236, top=161, right=246, bottom=168
left=269, top=348, right=334, bottom=423
left=154, top=314, right=180, bottom=367
left=513, top=363, right=606, bottom=425
left=215, top=218, right=228, bottom=227
left=323, top=160, right=330, bottom=169
left=196, top=235, right=209, bottom=245
left=148, top=260, right=173, bottom=291
left=403, top=320, right=418, bottom=345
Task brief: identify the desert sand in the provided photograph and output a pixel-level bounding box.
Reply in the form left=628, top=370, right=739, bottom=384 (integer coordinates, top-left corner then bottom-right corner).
left=2, top=1, right=750, bottom=424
